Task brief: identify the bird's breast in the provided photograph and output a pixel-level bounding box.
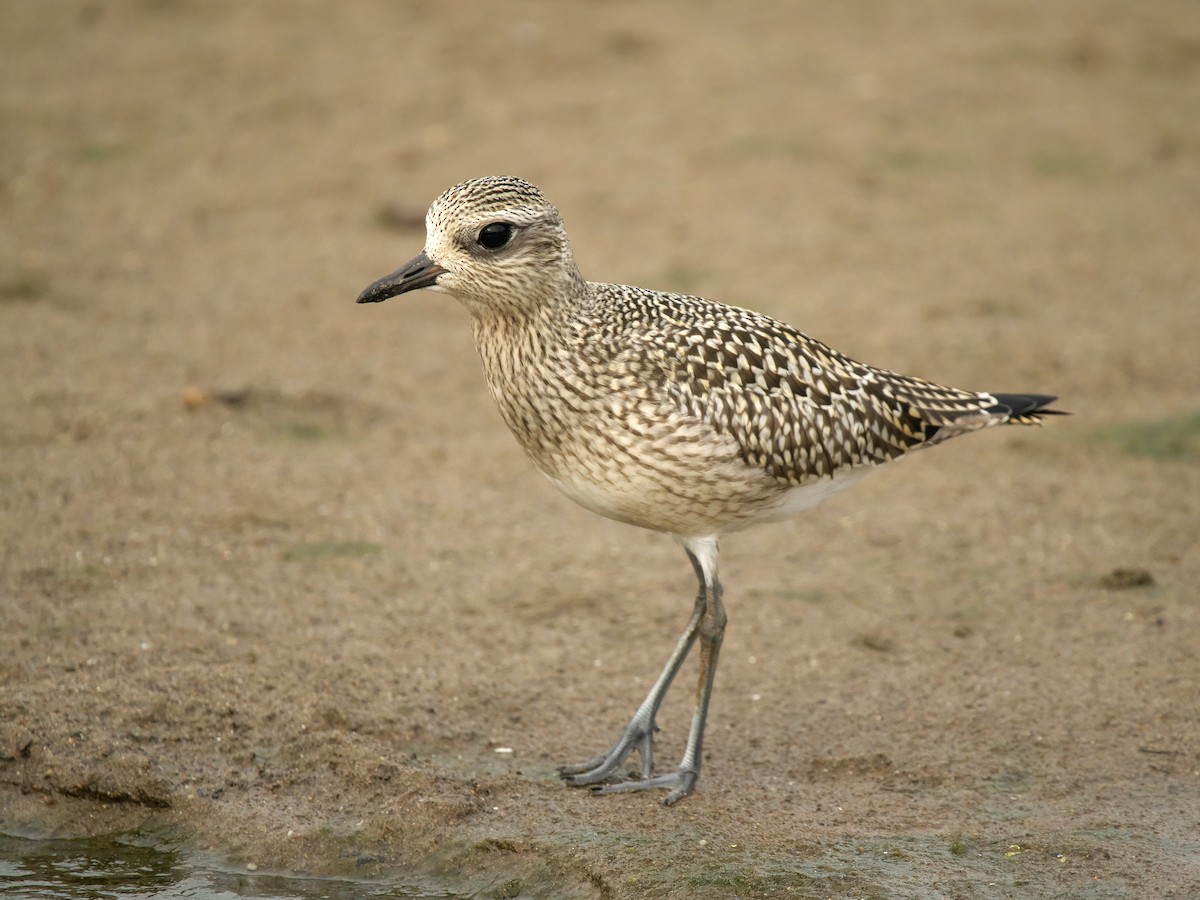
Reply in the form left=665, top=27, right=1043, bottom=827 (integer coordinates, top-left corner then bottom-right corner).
left=473, top=332, right=787, bottom=535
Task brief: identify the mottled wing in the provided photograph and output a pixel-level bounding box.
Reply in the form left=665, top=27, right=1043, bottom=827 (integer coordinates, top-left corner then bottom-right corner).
left=604, top=286, right=1052, bottom=487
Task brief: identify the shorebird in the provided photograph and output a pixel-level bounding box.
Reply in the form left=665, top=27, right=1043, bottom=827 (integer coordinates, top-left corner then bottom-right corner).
left=357, top=176, right=1061, bottom=805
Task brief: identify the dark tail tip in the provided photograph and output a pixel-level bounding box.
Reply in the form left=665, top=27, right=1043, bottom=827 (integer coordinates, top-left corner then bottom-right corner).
left=988, top=393, right=1069, bottom=423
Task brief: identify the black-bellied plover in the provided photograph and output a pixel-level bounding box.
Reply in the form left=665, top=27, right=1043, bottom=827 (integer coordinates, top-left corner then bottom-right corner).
left=357, top=175, right=1061, bottom=805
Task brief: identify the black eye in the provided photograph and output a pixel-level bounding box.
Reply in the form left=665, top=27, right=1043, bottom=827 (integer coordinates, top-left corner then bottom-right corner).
left=477, top=222, right=514, bottom=250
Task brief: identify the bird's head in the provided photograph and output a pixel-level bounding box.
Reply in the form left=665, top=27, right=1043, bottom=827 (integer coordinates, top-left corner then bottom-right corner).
left=357, top=176, right=583, bottom=318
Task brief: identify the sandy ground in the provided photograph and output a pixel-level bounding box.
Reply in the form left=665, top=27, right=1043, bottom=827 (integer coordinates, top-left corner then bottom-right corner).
left=2, top=1, right=1199, bottom=897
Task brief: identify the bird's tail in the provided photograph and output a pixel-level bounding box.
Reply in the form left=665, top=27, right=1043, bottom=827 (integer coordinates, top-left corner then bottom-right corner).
left=912, top=391, right=1066, bottom=445
left=986, top=393, right=1067, bottom=425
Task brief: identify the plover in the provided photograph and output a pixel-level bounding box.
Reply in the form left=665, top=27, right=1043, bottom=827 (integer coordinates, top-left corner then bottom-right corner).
left=357, top=175, right=1061, bottom=804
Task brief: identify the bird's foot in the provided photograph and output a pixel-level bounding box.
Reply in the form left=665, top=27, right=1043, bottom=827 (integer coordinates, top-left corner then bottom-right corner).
left=557, top=716, right=656, bottom=784
left=587, top=767, right=698, bottom=806
left=558, top=718, right=699, bottom=804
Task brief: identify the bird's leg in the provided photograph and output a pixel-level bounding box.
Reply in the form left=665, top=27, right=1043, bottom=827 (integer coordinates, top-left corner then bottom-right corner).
left=557, top=586, right=705, bottom=784
left=662, top=572, right=724, bottom=805
left=560, top=538, right=726, bottom=805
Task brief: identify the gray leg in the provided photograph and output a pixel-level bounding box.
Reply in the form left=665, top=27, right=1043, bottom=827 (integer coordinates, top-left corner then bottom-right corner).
left=557, top=585, right=704, bottom=783
left=559, top=539, right=726, bottom=804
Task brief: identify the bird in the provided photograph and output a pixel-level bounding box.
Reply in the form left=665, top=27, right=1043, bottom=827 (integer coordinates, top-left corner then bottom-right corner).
left=357, top=175, right=1062, bottom=805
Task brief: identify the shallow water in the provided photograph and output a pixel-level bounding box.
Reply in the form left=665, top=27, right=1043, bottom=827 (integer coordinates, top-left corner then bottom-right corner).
left=0, top=834, right=467, bottom=900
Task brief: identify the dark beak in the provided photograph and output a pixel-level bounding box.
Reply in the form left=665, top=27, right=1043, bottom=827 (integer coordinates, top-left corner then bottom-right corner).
left=356, top=251, right=447, bottom=304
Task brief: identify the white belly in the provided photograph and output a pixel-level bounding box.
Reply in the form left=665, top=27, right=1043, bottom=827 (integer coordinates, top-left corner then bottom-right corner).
left=741, top=468, right=867, bottom=527
left=544, top=457, right=868, bottom=538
